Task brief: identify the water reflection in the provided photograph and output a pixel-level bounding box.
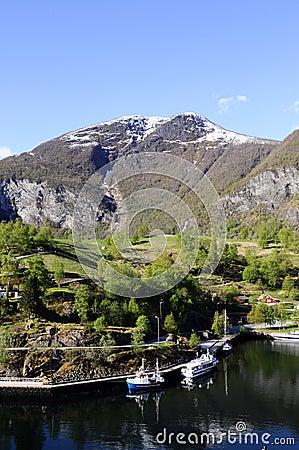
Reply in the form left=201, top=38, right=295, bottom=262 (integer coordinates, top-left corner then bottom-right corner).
left=126, top=391, right=164, bottom=423
left=0, top=341, right=298, bottom=449
left=181, top=369, right=218, bottom=391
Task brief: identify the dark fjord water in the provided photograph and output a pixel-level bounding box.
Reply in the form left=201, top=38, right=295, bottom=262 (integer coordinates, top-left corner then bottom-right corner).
left=0, top=340, right=298, bottom=450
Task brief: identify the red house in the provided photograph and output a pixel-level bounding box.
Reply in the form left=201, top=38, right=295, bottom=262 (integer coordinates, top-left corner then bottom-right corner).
left=258, top=294, right=280, bottom=305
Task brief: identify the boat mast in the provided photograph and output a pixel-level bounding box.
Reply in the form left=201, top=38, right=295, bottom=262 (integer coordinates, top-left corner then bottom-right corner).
left=224, top=307, right=227, bottom=342
left=141, top=358, right=145, bottom=371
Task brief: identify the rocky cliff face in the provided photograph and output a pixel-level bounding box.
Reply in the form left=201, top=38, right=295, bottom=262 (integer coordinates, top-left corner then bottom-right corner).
left=0, top=179, right=76, bottom=227
left=0, top=325, right=190, bottom=381
left=224, top=168, right=299, bottom=225
left=1, top=112, right=298, bottom=228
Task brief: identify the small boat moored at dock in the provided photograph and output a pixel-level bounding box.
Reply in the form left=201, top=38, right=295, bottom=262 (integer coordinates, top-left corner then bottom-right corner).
left=181, top=349, right=219, bottom=381
left=126, top=359, right=165, bottom=392
left=222, top=341, right=233, bottom=352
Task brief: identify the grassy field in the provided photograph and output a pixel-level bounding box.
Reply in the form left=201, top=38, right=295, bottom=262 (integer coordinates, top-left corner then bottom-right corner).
left=20, top=238, right=87, bottom=276
left=20, top=235, right=299, bottom=297
left=229, top=238, right=299, bottom=268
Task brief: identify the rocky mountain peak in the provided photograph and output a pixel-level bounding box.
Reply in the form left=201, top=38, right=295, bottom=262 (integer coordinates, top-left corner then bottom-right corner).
left=59, top=115, right=169, bottom=150
left=50, top=112, right=272, bottom=154
left=0, top=112, right=297, bottom=229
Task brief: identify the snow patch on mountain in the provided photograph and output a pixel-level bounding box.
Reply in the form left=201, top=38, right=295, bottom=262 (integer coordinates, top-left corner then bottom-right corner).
left=59, top=112, right=275, bottom=150
left=176, top=113, right=273, bottom=145
left=60, top=115, right=168, bottom=149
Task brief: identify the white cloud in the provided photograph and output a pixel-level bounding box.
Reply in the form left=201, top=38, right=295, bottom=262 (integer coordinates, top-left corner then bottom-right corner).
left=293, top=100, right=299, bottom=113
left=218, top=97, right=233, bottom=114
left=217, top=95, right=248, bottom=114
left=285, top=100, right=299, bottom=114
left=237, top=95, right=248, bottom=102
left=0, top=146, right=13, bottom=159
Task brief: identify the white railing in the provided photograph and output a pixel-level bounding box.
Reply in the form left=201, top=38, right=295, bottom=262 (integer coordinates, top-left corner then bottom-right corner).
left=0, top=377, right=43, bottom=383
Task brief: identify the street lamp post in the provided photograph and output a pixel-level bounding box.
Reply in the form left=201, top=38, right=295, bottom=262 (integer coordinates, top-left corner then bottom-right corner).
left=154, top=315, right=160, bottom=343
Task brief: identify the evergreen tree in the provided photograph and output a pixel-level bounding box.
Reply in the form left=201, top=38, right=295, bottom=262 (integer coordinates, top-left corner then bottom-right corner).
left=136, top=315, right=150, bottom=335
left=163, top=312, right=178, bottom=334
left=20, top=272, right=44, bottom=317
left=131, top=328, right=145, bottom=355
left=128, top=297, right=140, bottom=318
left=289, top=288, right=298, bottom=302
left=189, top=331, right=201, bottom=349
left=291, top=308, right=299, bottom=326
left=211, top=311, right=224, bottom=337
left=27, top=256, right=51, bottom=293
left=74, top=285, right=93, bottom=323
left=282, top=275, right=295, bottom=297
left=53, top=262, right=64, bottom=287
left=19, top=256, right=50, bottom=317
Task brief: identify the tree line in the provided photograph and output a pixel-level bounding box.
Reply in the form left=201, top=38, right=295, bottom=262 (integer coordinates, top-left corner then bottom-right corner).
left=227, top=216, right=299, bottom=251
left=0, top=219, right=54, bottom=255
left=1, top=217, right=298, bottom=343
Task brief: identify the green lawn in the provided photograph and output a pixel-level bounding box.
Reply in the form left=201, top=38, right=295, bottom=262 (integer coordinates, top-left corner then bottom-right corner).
left=20, top=235, right=298, bottom=296
left=43, top=238, right=90, bottom=275
left=132, top=234, right=179, bottom=253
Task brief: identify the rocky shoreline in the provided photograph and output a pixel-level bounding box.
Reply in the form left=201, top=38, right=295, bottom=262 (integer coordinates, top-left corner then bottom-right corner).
left=0, top=324, right=194, bottom=383
left=0, top=323, right=274, bottom=398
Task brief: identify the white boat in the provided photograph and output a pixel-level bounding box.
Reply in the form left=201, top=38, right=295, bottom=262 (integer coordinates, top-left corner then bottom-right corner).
left=271, top=331, right=299, bottom=341
left=126, top=359, right=165, bottom=391
left=222, top=341, right=233, bottom=352
left=181, top=369, right=218, bottom=390
left=181, top=349, right=219, bottom=381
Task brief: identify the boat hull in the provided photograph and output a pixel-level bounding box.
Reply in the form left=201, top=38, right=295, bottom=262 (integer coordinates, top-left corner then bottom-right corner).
left=126, top=381, right=164, bottom=391
left=182, top=363, right=218, bottom=380
left=272, top=333, right=299, bottom=341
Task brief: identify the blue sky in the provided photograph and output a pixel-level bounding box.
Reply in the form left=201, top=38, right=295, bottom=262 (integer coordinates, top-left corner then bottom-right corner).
left=1, top=0, right=299, bottom=157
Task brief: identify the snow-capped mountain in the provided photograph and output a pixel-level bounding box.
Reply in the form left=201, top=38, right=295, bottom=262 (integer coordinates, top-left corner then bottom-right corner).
left=58, top=112, right=272, bottom=151
left=60, top=115, right=169, bottom=149
left=0, top=112, right=298, bottom=229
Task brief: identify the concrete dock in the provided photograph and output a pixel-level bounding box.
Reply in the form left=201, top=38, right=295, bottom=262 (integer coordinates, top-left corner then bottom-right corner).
left=0, top=359, right=189, bottom=397
left=0, top=336, right=236, bottom=397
